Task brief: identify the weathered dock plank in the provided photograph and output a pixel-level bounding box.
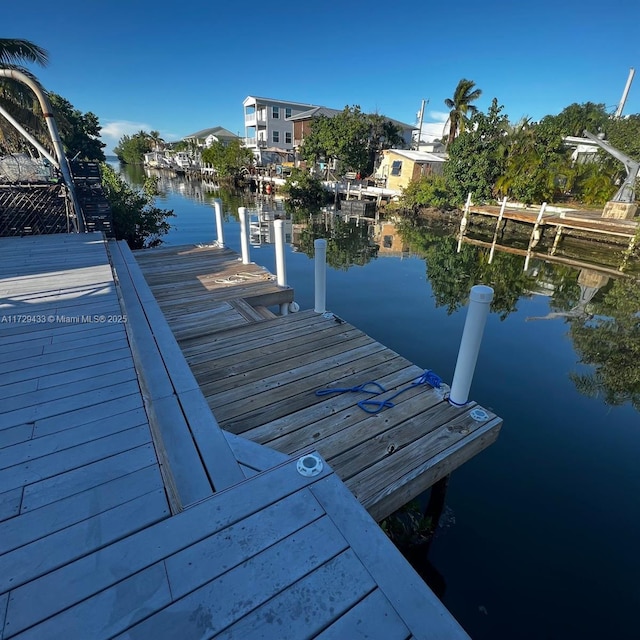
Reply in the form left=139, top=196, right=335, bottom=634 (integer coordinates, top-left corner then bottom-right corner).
left=0, top=234, right=473, bottom=639
left=135, top=243, right=502, bottom=522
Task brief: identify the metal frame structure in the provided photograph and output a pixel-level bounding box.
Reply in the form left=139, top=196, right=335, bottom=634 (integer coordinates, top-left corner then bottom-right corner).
left=0, top=68, right=85, bottom=231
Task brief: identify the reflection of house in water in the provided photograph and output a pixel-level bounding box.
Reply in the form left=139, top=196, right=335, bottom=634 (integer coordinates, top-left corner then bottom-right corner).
left=144, top=167, right=222, bottom=201
left=373, top=222, right=411, bottom=257
left=248, top=200, right=292, bottom=247
left=526, top=269, right=610, bottom=321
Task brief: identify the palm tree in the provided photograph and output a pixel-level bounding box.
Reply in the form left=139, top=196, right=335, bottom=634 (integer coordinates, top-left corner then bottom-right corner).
left=444, top=78, right=482, bottom=147
left=0, top=38, right=48, bottom=68
left=149, top=130, right=165, bottom=152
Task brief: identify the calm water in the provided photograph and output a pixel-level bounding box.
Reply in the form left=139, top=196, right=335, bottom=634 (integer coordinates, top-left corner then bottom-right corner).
left=118, top=162, right=640, bottom=640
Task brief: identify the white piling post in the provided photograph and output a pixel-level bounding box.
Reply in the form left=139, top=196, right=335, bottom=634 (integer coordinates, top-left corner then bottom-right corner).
left=238, top=206, right=250, bottom=265
left=274, top=219, right=289, bottom=315
left=314, top=238, right=327, bottom=313
left=449, top=285, right=494, bottom=406
left=213, top=198, right=225, bottom=248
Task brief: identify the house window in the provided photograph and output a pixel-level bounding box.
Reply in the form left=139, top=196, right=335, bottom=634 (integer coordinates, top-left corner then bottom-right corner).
left=285, top=132, right=292, bottom=144
left=285, top=108, right=292, bottom=118
left=272, top=106, right=279, bottom=119
left=391, top=160, right=402, bottom=176
left=272, top=131, right=280, bottom=143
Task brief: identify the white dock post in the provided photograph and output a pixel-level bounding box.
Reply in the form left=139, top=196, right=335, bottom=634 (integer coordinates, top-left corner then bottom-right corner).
left=314, top=238, right=327, bottom=313
left=238, top=207, right=250, bottom=265
left=449, top=285, right=494, bottom=406
left=213, top=198, right=225, bottom=248
left=273, top=219, right=289, bottom=315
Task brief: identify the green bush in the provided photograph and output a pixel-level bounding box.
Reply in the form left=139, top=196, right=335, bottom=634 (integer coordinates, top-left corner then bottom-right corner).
left=399, top=175, right=451, bottom=211
left=100, top=163, right=174, bottom=249
left=281, top=168, right=332, bottom=212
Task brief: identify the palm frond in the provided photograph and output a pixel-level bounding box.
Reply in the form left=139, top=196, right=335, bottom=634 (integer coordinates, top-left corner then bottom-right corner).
left=0, top=39, right=48, bottom=67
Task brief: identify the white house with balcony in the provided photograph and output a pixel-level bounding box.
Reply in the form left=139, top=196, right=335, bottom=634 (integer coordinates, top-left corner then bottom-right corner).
left=243, top=96, right=319, bottom=164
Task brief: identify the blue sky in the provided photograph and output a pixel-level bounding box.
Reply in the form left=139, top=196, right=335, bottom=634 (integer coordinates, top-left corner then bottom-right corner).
left=5, top=0, right=640, bottom=152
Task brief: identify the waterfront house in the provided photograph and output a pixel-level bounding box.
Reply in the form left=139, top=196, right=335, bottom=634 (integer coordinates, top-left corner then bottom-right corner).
left=243, top=96, right=319, bottom=164
left=375, top=149, right=447, bottom=191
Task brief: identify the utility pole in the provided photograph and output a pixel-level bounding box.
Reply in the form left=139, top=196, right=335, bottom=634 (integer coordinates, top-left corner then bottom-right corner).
left=415, top=99, right=428, bottom=150
left=614, top=68, right=635, bottom=119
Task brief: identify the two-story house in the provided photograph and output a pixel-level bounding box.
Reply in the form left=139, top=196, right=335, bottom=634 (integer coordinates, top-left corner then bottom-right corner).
left=243, top=96, right=319, bottom=164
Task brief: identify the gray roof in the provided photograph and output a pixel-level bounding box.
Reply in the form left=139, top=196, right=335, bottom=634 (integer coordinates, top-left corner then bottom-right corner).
left=184, top=126, right=238, bottom=140
left=243, top=95, right=320, bottom=108
left=287, top=106, right=342, bottom=121
left=288, top=107, right=414, bottom=131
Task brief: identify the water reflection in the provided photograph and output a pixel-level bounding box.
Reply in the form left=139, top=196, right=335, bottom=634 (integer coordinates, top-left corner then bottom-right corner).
left=397, top=218, right=640, bottom=410
left=291, top=210, right=379, bottom=270
left=115, top=157, right=640, bottom=411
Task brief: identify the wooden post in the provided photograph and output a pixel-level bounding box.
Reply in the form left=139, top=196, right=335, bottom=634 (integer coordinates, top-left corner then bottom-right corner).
left=456, top=193, right=472, bottom=253
left=423, top=474, right=450, bottom=529
left=488, top=197, right=507, bottom=264
left=524, top=202, right=547, bottom=271
left=551, top=225, right=563, bottom=256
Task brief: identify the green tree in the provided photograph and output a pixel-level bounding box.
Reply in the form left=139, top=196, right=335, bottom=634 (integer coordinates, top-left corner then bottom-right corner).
left=540, top=102, right=609, bottom=138
left=49, top=93, right=105, bottom=161
left=100, top=163, right=174, bottom=249
left=495, top=117, right=571, bottom=204
left=365, top=113, right=405, bottom=173
left=604, top=114, right=640, bottom=161
left=300, top=106, right=371, bottom=175
left=281, top=168, right=332, bottom=212
left=114, top=131, right=153, bottom=164
left=444, top=78, right=482, bottom=148
left=200, top=138, right=253, bottom=179
left=444, top=98, right=509, bottom=204
left=398, top=174, right=451, bottom=213
left=148, top=130, right=165, bottom=151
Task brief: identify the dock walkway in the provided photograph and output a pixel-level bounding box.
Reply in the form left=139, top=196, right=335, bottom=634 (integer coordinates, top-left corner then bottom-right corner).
left=135, top=243, right=502, bottom=521
left=0, top=233, right=470, bottom=638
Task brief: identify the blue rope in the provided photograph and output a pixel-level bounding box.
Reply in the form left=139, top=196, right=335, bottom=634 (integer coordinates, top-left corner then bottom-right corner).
left=315, top=370, right=442, bottom=415
left=315, top=381, right=387, bottom=397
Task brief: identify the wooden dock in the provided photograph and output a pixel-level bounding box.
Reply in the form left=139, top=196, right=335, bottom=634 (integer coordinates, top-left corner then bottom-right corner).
left=135, top=243, right=502, bottom=522
left=0, top=233, right=472, bottom=638
left=468, top=203, right=638, bottom=241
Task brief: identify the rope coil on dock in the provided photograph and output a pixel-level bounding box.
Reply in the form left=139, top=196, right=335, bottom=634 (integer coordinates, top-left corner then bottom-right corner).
left=315, top=370, right=444, bottom=414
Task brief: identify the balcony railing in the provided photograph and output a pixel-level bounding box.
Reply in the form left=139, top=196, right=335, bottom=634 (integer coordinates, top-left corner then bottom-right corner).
left=245, top=114, right=267, bottom=125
